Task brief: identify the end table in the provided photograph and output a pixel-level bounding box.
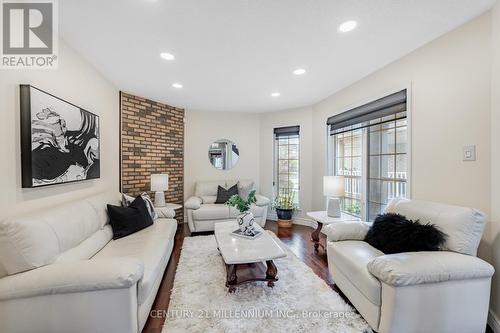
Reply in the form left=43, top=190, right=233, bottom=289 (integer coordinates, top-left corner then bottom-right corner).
left=306, top=211, right=360, bottom=252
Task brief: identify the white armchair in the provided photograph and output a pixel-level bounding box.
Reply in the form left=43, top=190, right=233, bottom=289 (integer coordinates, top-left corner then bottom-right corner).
left=185, top=180, right=270, bottom=232
left=325, top=199, right=494, bottom=333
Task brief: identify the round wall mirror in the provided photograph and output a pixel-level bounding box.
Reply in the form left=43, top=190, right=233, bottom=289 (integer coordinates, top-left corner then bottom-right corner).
left=208, top=139, right=239, bottom=170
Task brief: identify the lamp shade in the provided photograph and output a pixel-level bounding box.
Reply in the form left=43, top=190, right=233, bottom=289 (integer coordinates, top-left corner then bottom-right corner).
left=323, top=176, right=345, bottom=197
left=151, top=174, right=169, bottom=192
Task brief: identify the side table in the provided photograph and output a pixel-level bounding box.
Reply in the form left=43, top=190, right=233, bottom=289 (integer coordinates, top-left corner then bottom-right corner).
left=306, top=211, right=360, bottom=252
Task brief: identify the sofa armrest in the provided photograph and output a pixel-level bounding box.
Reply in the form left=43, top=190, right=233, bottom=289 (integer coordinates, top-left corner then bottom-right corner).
left=324, top=221, right=371, bottom=242
left=185, top=196, right=202, bottom=210
left=367, top=251, right=494, bottom=287
left=255, top=194, right=270, bottom=207
left=0, top=258, right=144, bottom=301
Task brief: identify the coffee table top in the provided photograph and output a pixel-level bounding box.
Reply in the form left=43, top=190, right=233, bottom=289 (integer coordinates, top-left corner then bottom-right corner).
left=214, top=221, right=287, bottom=265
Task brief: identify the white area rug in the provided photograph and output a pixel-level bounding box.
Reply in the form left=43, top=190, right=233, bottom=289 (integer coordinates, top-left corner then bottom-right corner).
left=162, top=234, right=371, bottom=333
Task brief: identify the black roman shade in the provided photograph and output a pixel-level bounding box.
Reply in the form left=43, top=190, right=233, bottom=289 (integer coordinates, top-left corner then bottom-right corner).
left=327, top=90, right=407, bottom=134
left=274, top=125, right=300, bottom=138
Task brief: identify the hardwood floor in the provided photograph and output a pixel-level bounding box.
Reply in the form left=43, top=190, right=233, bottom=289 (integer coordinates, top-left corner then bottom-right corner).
left=142, top=221, right=493, bottom=333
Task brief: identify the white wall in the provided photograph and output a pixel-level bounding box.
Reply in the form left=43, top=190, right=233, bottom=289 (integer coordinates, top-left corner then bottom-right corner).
left=259, top=107, right=313, bottom=220
left=311, top=12, right=492, bottom=215
left=0, top=41, right=119, bottom=220
left=184, top=110, right=260, bottom=199
left=489, top=1, right=500, bottom=326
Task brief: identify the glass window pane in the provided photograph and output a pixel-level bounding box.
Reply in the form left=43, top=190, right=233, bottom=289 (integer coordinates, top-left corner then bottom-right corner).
left=278, top=176, right=289, bottom=189
left=289, top=137, right=299, bottom=145
left=352, top=157, right=362, bottom=177
left=369, top=179, right=381, bottom=203
left=381, top=180, right=394, bottom=204
left=279, top=160, right=288, bottom=173
left=396, top=154, right=407, bottom=179
left=288, top=144, right=299, bottom=159
left=278, top=138, right=288, bottom=145
left=396, top=118, right=407, bottom=127
left=279, top=146, right=288, bottom=159
left=382, top=120, right=395, bottom=129
left=382, top=155, right=395, bottom=178
left=369, top=156, right=381, bottom=178
left=396, top=127, right=407, bottom=153
left=352, top=133, right=362, bottom=156
left=336, top=157, right=344, bottom=175
left=344, top=158, right=352, bottom=175
left=289, top=160, right=299, bottom=173
left=369, top=131, right=381, bottom=155
left=381, top=129, right=396, bottom=154
left=289, top=173, right=299, bottom=189
left=344, top=137, right=352, bottom=157
left=368, top=202, right=382, bottom=221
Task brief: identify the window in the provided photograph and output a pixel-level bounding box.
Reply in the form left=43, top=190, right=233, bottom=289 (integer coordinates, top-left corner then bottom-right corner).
left=328, top=90, right=408, bottom=221
left=274, top=126, right=300, bottom=206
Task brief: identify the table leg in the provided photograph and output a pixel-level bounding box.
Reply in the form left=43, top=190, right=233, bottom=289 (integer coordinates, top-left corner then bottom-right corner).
left=226, top=264, right=237, bottom=293
left=311, top=221, right=323, bottom=253
left=266, top=260, right=278, bottom=288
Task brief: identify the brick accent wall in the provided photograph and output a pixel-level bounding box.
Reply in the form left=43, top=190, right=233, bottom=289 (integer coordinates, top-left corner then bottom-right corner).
left=120, top=92, right=184, bottom=223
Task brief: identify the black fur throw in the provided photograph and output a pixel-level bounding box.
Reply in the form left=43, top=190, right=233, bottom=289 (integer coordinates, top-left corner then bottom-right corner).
left=364, top=213, right=447, bottom=254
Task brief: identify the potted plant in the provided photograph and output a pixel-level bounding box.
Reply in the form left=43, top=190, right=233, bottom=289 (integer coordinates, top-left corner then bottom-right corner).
left=273, top=189, right=298, bottom=228
left=227, top=190, right=257, bottom=236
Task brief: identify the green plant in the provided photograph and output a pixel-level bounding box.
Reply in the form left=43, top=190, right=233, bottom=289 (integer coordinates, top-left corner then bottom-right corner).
left=273, top=188, right=298, bottom=211
left=226, top=190, right=257, bottom=213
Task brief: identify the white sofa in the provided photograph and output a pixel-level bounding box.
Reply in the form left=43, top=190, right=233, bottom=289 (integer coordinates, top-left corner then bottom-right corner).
left=325, top=198, right=495, bottom=333
left=0, top=192, right=177, bottom=333
left=185, top=180, right=270, bottom=232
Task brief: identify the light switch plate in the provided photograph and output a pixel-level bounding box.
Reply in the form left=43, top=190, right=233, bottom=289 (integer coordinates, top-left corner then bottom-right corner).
left=463, top=145, right=476, bottom=161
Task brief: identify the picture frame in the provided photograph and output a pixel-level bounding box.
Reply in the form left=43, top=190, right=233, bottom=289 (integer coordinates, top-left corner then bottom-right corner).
left=20, top=85, right=100, bottom=188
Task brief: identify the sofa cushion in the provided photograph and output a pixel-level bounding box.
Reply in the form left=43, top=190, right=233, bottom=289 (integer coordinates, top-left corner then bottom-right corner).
left=201, top=196, right=216, bottom=204
left=192, top=204, right=230, bottom=220
left=195, top=181, right=226, bottom=197
left=0, top=192, right=118, bottom=275
left=329, top=240, right=383, bottom=306
left=385, top=199, right=486, bottom=256
left=92, top=218, right=177, bottom=305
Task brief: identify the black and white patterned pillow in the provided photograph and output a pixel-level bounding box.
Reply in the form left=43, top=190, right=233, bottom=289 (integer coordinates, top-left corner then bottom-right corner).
left=121, top=192, right=158, bottom=220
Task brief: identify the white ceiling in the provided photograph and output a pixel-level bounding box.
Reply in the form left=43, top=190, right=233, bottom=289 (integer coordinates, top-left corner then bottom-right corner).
left=60, top=0, right=495, bottom=112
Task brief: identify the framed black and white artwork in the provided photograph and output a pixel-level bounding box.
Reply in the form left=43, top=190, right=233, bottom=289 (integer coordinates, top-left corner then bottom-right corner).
left=20, top=85, right=100, bottom=188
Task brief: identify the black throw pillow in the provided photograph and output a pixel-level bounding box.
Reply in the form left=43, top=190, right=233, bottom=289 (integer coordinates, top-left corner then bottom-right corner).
left=107, top=196, right=154, bottom=240
left=215, top=184, right=238, bottom=204
left=364, top=213, right=447, bottom=254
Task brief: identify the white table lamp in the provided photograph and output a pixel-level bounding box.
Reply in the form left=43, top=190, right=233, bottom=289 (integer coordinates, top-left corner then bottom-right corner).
left=151, top=174, right=169, bottom=207
left=323, top=176, right=345, bottom=218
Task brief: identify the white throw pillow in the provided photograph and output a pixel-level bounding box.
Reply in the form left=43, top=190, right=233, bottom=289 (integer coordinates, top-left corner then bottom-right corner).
left=237, top=180, right=255, bottom=200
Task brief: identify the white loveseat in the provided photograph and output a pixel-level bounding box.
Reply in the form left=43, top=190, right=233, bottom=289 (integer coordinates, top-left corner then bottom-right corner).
left=185, top=180, right=270, bottom=232
left=325, top=198, right=494, bottom=333
left=0, top=192, right=177, bottom=333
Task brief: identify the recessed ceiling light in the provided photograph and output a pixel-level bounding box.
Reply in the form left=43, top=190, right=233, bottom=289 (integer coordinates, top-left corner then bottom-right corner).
left=172, top=83, right=183, bottom=89
left=271, top=92, right=280, bottom=97
left=293, top=68, right=306, bottom=75
left=338, top=20, right=358, bottom=33
left=160, top=52, right=175, bottom=61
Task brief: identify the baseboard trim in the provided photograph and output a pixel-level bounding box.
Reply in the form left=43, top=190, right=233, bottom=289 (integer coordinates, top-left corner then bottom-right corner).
left=489, top=310, right=500, bottom=333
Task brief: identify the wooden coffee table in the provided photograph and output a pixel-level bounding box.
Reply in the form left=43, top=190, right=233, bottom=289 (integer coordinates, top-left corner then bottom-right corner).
left=214, top=221, right=287, bottom=293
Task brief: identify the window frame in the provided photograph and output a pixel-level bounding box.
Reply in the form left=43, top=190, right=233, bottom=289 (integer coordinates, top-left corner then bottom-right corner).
left=273, top=130, right=300, bottom=207
left=326, top=87, right=412, bottom=221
